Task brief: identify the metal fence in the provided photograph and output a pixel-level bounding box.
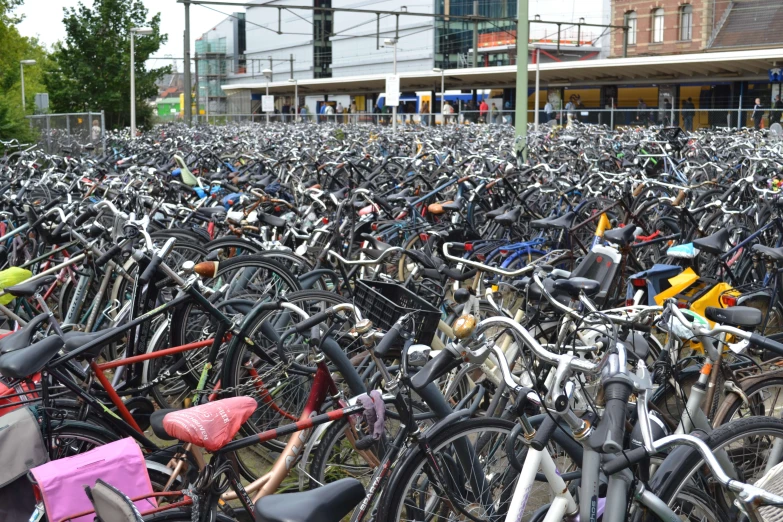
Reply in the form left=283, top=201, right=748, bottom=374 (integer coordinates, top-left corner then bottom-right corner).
left=27, top=111, right=106, bottom=155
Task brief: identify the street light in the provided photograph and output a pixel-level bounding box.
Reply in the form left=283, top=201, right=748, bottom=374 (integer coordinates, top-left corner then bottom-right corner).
left=384, top=38, right=398, bottom=134
left=529, top=44, right=541, bottom=131
left=20, top=60, right=35, bottom=112
left=263, top=68, right=273, bottom=124
left=130, top=27, right=153, bottom=138
left=288, top=78, right=298, bottom=123
left=432, top=67, right=445, bottom=125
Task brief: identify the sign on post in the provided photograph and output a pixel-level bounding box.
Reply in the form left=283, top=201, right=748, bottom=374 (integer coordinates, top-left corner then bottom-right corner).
left=262, top=95, right=275, bottom=113
left=385, top=75, right=400, bottom=106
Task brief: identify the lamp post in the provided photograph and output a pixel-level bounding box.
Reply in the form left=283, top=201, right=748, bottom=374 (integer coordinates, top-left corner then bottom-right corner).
left=530, top=44, right=540, bottom=131
left=432, top=67, right=445, bottom=125
left=130, top=27, right=153, bottom=138
left=288, top=78, right=298, bottom=123
left=263, top=68, right=272, bottom=124
left=20, top=60, right=35, bottom=113
left=384, top=38, right=398, bottom=134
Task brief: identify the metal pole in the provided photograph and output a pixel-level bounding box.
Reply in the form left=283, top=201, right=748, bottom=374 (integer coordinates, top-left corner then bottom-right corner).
left=194, top=52, right=200, bottom=121
left=514, top=1, right=529, bottom=155
left=622, top=28, right=628, bottom=58
left=441, top=70, right=445, bottom=124
left=738, top=82, right=743, bottom=129
left=610, top=98, right=614, bottom=129
left=101, top=110, right=106, bottom=151
left=294, top=80, right=298, bottom=122
left=290, top=54, right=294, bottom=79
left=392, top=42, right=397, bottom=134
left=472, top=0, right=478, bottom=69
left=266, top=79, right=270, bottom=124
left=184, top=1, right=192, bottom=125
left=130, top=30, right=136, bottom=137
left=20, top=63, right=25, bottom=112
left=534, top=47, right=540, bottom=131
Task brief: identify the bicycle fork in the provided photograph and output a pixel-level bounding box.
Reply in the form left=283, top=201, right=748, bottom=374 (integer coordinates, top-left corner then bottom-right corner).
left=505, top=446, right=576, bottom=522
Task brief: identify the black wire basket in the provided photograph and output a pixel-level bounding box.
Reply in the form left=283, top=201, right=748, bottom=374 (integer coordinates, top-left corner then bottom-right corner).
left=353, top=279, right=441, bottom=346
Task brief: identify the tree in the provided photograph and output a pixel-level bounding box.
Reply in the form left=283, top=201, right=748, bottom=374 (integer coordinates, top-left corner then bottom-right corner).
left=0, top=0, right=49, bottom=142
left=45, top=0, right=169, bottom=130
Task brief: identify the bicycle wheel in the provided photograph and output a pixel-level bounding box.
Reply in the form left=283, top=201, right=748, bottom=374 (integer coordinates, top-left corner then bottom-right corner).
left=142, top=510, right=235, bottom=522
left=712, top=376, right=783, bottom=426
left=48, top=421, right=119, bottom=459
left=651, top=416, right=783, bottom=520
left=378, top=417, right=558, bottom=522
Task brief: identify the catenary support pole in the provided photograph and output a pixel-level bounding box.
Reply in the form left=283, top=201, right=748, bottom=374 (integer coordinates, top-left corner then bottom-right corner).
left=514, top=0, right=529, bottom=156
left=184, top=1, right=192, bottom=125
left=534, top=47, right=539, bottom=131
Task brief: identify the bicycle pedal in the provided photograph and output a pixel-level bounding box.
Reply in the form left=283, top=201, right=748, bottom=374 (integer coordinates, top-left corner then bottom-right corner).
left=355, top=435, right=376, bottom=450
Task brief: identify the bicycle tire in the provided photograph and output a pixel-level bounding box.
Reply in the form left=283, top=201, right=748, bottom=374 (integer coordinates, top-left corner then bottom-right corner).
left=712, top=375, right=783, bottom=426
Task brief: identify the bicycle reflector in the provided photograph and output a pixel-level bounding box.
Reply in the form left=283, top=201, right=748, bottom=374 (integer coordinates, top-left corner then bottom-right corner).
left=464, top=243, right=473, bottom=252
left=721, top=294, right=738, bottom=307
left=419, top=233, right=429, bottom=241
left=631, top=278, right=646, bottom=288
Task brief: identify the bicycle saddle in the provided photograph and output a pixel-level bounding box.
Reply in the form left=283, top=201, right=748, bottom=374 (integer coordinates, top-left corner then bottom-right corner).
left=753, top=244, right=783, bottom=261
left=494, top=207, right=522, bottom=226
left=62, top=329, right=110, bottom=359
left=0, top=335, right=64, bottom=379
left=692, top=228, right=729, bottom=255
left=330, top=187, right=349, bottom=200
left=530, top=211, right=575, bottom=230
left=386, top=188, right=412, bottom=202
left=255, top=478, right=365, bottom=522
left=0, top=314, right=49, bottom=354
left=149, top=396, right=256, bottom=452
left=705, top=306, right=762, bottom=329
left=552, top=277, right=600, bottom=299
left=441, top=199, right=463, bottom=212
left=5, top=275, right=57, bottom=298
left=427, top=201, right=453, bottom=215
left=259, top=213, right=287, bottom=228
left=360, top=233, right=393, bottom=252
left=486, top=204, right=510, bottom=219
left=195, top=207, right=227, bottom=220
left=603, top=225, right=636, bottom=247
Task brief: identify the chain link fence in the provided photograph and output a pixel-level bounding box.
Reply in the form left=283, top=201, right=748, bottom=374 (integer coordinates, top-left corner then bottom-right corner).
left=27, top=111, right=106, bottom=155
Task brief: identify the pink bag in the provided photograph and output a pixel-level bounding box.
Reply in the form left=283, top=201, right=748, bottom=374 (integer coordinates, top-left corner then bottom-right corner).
left=31, top=437, right=156, bottom=522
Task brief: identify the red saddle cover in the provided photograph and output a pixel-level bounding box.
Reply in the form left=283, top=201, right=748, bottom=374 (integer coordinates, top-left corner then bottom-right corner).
left=162, top=396, right=256, bottom=452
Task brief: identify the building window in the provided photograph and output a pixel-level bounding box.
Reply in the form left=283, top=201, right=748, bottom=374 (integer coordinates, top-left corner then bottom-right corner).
left=625, top=11, right=637, bottom=45
left=652, top=8, right=664, bottom=43
left=680, top=4, right=693, bottom=40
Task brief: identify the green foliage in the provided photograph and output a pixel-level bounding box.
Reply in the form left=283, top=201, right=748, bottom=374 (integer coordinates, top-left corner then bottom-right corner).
left=0, top=0, right=48, bottom=142
left=45, top=0, right=170, bottom=131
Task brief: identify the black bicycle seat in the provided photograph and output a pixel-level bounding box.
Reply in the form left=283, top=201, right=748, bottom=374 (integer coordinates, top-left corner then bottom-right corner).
left=63, top=330, right=109, bottom=360
left=150, top=409, right=177, bottom=441
left=441, top=199, right=463, bottom=212
left=531, top=212, right=575, bottom=230
left=603, top=226, right=636, bottom=247
left=0, top=335, right=64, bottom=379
left=259, top=213, right=287, bottom=228
left=705, top=306, right=762, bottom=329
left=195, top=207, right=227, bottom=220
left=5, top=275, right=57, bottom=298
left=552, top=277, right=600, bottom=299
left=330, top=187, right=349, bottom=200
left=0, top=314, right=49, bottom=354
left=486, top=204, right=510, bottom=219
left=360, top=233, right=393, bottom=252
left=692, top=228, right=729, bottom=255
left=386, top=188, right=412, bottom=202
left=753, top=244, right=783, bottom=261
left=494, top=207, right=521, bottom=226
left=255, top=479, right=365, bottom=522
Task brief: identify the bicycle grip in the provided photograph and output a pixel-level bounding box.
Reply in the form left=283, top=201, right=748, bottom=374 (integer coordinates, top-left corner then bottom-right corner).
left=95, top=244, right=123, bottom=268
left=602, top=446, right=648, bottom=475
left=52, top=220, right=67, bottom=237
left=442, top=267, right=478, bottom=282
left=589, top=378, right=632, bottom=454
left=139, top=254, right=163, bottom=286
left=43, top=198, right=61, bottom=211
left=750, top=333, right=783, bottom=357
left=293, top=310, right=331, bottom=334
left=374, top=322, right=403, bottom=358
left=626, top=322, right=652, bottom=334
left=74, top=205, right=98, bottom=226
left=409, top=347, right=460, bottom=391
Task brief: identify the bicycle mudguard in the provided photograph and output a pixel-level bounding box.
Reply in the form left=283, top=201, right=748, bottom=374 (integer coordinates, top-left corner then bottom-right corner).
left=647, top=429, right=710, bottom=498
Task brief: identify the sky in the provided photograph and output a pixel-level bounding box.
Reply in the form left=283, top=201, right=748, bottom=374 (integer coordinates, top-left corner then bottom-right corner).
left=15, top=0, right=605, bottom=70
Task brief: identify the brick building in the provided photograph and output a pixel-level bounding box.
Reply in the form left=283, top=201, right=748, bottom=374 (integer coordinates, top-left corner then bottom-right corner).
left=610, top=0, right=783, bottom=57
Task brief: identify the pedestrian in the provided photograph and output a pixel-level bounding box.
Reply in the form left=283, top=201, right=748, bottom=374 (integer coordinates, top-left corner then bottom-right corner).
left=281, top=101, right=290, bottom=123
left=479, top=99, right=489, bottom=123
left=91, top=119, right=101, bottom=143
left=421, top=101, right=430, bottom=126
left=682, top=97, right=695, bottom=131
left=350, top=101, right=357, bottom=124
left=504, top=100, right=513, bottom=124
left=336, top=101, right=343, bottom=123
left=324, top=103, right=335, bottom=123
left=772, top=95, right=783, bottom=127
left=442, top=101, right=453, bottom=124
left=663, top=97, right=672, bottom=126
left=636, top=98, right=648, bottom=126
left=575, top=95, right=585, bottom=122
left=318, top=103, right=326, bottom=123
left=544, top=99, right=556, bottom=124
left=565, top=96, right=576, bottom=126
left=300, top=105, right=308, bottom=122
left=752, top=97, right=764, bottom=130
left=489, top=102, right=497, bottom=124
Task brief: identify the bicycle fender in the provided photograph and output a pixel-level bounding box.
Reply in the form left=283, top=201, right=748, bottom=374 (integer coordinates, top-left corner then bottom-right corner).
left=648, top=429, right=710, bottom=496
left=417, top=407, right=473, bottom=445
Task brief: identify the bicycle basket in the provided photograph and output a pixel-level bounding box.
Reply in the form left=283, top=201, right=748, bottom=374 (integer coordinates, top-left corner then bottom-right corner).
left=353, top=280, right=441, bottom=346
left=753, top=460, right=783, bottom=522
